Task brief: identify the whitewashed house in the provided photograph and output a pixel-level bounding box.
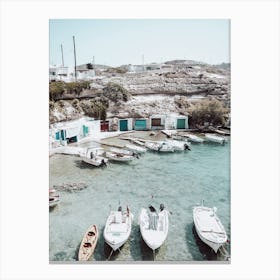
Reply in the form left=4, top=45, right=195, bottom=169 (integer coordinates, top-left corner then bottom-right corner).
left=49, top=65, right=69, bottom=82
left=75, top=64, right=95, bottom=81
left=165, top=113, right=189, bottom=130
left=49, top=117, right=100, bottom=147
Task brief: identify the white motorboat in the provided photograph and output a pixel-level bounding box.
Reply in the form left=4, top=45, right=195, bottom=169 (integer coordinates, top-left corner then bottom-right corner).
left=139, top=204, right=169, bottom=251
left=81, top=147, right=108, bottom=167
left=185, top=134, right=204, bottom=143
left=125, top=143, right=147, bottom=154
left=105, top=151, right=134, bottom=162
left=131, top=139, right=145, bottom=146
left=110, top=147, right=133, bottom=156
left=103, top=206, right=133, bottom=251
left=204, top=133, right=226, bottom=144
left=145, top=141, right=174, bottom=152
left=193, top=203, right=228, bottom=253
left=49, top=188, right=60, bottom=208
left=166, top=140, right=191, bottom=151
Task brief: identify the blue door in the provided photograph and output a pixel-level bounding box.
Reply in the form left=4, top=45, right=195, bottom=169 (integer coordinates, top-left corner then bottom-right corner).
left=119, top=120, right=128, bottom=131
left=135, top=119, right=147, bottom=130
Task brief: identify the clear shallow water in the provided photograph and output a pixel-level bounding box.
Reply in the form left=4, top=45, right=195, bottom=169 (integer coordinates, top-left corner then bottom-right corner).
left=49, top=140, right=230, bottom=262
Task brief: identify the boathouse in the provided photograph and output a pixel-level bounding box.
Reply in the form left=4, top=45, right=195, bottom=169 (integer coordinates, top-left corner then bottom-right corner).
left=150, top=114, right=165, bottom=130
left=100, top=120, right=110, bottom=132
left=134, top=118, right=149, bottom=130
left=165, top=114, right=189, bottom=130
left=118, top=118, right=133, bottom=131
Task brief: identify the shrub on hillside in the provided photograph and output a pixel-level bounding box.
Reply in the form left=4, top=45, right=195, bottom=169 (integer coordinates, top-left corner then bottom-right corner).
left=189, top=98, right=228, bottom=128
left=80, top=99, right=107, bottom=120
left=102, top=82, right=131, bottom=102
left=49, top=81, right=64, bottom=101
left=49, top=81, right=91, bottom=100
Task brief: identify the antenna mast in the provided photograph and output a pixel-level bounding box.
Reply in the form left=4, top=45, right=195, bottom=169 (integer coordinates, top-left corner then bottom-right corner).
left=60, top=44, right=64, bottom=66
left=73, top=36, right=77, bottom=82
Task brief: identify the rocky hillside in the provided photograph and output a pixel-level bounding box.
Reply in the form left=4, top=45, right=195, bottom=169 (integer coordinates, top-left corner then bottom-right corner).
left=92, top=63, right=230, bottom=97
left=49, top=61, right=230, bottom=126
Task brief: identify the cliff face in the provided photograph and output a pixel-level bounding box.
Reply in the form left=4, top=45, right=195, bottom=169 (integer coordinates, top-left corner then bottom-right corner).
left=101, top=64, right=230, bottom=118
left=93, top=65, right=230, bottom=96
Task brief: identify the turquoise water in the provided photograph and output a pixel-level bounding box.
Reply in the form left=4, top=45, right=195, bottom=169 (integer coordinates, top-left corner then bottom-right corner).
left=49, top=140, right=230, bottom=262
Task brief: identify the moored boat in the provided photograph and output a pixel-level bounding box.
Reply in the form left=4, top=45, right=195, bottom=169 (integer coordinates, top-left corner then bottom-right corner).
left=131, top=139, right=145, bottom=146
left=105, top=151, right=134, bottom=162
left=110, top=147, right=133, bottom=156
left=166, top=140, right=191, bottom=151
left=145, top=141, right=174, bottom=153
left=81, top=147, right=108, bottom=167
left=185, top=133, right=204, bottom=143
left=78, top=224, right=99, bottom=261
left=193, top=203, right=227, bottom=253
left=204, top=133, right=226, bottom=144
left=139, top=204, right=169, bottom=252
left=103, top=206, right=133, bottom=251
left=125, top=143, right=147, bottom=154
left=49, top=188, right=60, bottom=208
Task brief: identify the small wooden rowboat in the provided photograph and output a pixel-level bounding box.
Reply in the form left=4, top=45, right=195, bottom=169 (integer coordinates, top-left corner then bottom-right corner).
left=78, top=225, right=99, bottom=261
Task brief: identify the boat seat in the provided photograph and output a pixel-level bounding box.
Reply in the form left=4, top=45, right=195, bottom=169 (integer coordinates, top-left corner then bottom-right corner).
left=108, top=223, right=127, bottom=233
left=114, top=211, right=122, bottom=224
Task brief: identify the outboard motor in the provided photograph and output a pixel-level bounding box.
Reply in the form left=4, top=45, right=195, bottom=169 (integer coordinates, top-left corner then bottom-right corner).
left=184, top=143, right=191, bottom=151
left=149, top=205, right=157, bottom=212
left=160, top=203, right=165, bottom=212
left=101, top=159, right=107, bottom=167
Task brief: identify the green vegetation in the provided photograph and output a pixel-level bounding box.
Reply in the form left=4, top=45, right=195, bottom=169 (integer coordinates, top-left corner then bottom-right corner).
left=80, top=99, right=107, bottom=120
left=49, top=81, right=91, bottom=101
left=49, top=81, right=64, bottom=101
left=189, top=98, right=228, bottom=128
left=103, top=82, right=131, bottom=102
left=49, top=81, right=131, bottom=123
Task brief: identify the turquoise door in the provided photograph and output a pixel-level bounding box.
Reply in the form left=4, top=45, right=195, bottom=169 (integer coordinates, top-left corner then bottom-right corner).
left=177, top=119, right=186, bottom=129
left=119, top=120, right=128, bottom=131
left=135, top=119, right=147, bottom=130
left=60, top=130, right=66, bottom=140
left=83, top=125, right=89, bottom=136
left=55, top=132, right=60, bottom=140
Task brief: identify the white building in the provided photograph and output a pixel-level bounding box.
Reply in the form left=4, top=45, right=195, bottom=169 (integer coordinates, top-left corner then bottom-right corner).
left=49, top=117, right=100, bottom=147
left=165, top=113, right=189, bottom=130
left=49, top=65, right=69, bottom=82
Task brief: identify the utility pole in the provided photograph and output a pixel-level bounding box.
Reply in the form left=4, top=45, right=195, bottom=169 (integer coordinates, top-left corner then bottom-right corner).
left=60, top=44, right=64, bottom=66
left=73, top=36, right=77, bottom=82
left=142, top=54, right=145, bottom=72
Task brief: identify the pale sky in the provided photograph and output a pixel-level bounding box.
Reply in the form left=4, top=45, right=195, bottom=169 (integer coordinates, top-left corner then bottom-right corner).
left=49, top=19, right=230, bottom=67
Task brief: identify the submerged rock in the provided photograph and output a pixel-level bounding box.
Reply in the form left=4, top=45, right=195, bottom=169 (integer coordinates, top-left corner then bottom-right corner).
left=53, top=182, right=88, bottom=192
